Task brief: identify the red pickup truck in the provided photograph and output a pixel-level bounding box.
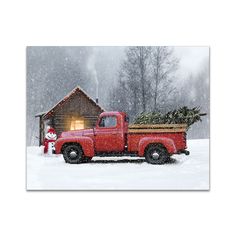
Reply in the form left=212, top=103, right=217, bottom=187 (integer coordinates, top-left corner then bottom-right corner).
left=55, top=111, right=190, bottom=164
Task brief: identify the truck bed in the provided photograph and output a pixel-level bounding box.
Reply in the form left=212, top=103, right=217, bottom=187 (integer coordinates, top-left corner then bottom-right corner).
left=127, top=124, right=187, bottom=153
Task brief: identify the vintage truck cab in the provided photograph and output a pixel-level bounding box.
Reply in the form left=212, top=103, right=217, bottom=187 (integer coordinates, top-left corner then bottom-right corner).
left=55, top=111, right=189, bottom=164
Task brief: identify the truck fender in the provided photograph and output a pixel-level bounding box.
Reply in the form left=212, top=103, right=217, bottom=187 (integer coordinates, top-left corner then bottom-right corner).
left=138, top=137, right=177, bottom=157
left=55, top=136, right=95, bottom=157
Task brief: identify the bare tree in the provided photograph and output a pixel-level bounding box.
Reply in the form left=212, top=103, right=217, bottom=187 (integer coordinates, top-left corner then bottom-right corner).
left=119, top=46, right=152, bottom=113
left=120, top=52, right=140, bottom=114
left=109, top=46, right=180, bottom=119
left=109, top=71, right=130, bottom=113
left=150, top=47, right=179, bottom=111
left=134, top=46, right=152, bottom=112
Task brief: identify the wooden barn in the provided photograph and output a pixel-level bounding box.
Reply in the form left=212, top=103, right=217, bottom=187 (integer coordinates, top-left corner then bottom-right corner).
left=35, top=86, right=105, bottom=146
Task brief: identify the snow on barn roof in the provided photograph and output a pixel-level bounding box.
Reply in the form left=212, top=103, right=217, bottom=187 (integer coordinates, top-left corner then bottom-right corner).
left=35, top=111, right=47, bottom=117
left=36, top=86, right=105, bottom=120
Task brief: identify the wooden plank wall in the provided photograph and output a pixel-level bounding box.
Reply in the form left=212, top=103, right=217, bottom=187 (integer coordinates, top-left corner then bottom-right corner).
left=128, top=123, right=188, bottom=134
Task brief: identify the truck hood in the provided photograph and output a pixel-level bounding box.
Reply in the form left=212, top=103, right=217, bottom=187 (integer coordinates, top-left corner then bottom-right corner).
left=60, top=128, right=94, bottom=138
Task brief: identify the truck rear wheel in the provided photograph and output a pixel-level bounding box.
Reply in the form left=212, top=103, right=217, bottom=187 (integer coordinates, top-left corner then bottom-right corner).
left=63, top=144, right=84, bottom=164
left=145, top=144, right=169, bottom=165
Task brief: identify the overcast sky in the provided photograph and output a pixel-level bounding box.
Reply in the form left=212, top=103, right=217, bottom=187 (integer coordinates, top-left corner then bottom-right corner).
left=172, top=46, right=209, bottom=78
left=93, top=46, right=209, bottom=79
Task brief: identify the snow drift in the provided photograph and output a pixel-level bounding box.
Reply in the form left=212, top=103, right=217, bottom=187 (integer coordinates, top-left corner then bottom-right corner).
left=27, top=139, right=209, bottom=190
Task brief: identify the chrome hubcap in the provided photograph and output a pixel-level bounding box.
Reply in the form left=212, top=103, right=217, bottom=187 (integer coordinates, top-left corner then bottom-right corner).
left=69, top=151, right=77, bottom=158
left=152, top=151, right=160, bottom=159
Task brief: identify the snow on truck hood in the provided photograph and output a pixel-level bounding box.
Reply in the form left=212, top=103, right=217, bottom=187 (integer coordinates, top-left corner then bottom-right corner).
left=60, top=129, right=94, bottom=138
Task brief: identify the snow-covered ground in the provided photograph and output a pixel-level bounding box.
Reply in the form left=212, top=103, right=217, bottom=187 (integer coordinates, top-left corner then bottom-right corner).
left=27, top=139, right=209, bottom=190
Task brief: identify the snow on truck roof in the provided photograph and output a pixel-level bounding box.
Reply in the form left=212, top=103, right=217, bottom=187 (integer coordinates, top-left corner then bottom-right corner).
left=100, top=111, right=126, bottom=116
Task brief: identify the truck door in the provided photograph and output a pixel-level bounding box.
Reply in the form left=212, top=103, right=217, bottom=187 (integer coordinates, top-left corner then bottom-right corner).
left=94, top=115, right=125, bottom=153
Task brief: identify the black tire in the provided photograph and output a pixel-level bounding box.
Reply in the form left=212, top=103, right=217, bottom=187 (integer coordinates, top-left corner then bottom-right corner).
left=63, top=144, right=84, bottom=164
left=145, top=144, right=169, bottom=165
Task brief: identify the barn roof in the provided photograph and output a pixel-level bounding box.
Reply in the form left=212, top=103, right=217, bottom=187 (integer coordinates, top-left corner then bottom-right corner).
left=37, top=86, right=105, bottom=120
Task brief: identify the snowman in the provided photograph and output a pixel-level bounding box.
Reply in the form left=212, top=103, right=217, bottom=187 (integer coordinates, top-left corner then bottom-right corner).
left=43, top=127, right=57, bottom=155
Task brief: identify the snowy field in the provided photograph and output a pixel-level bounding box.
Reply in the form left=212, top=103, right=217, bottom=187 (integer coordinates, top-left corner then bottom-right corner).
left=27, top=139, right=209, bottom=190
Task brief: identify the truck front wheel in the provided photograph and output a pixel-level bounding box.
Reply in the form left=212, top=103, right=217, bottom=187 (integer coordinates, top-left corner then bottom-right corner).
left=63, top=144, right=84, bottom=164
left=145, top=144, right=169, bottom=165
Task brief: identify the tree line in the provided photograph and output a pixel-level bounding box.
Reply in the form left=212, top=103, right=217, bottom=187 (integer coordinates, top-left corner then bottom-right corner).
left=108, top=46, right=209, bottom=138
left=109, top=46, right=179, bottom=120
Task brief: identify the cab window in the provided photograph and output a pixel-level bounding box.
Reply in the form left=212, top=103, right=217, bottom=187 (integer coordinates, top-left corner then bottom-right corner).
left=99, top=116, right=117, bottom=128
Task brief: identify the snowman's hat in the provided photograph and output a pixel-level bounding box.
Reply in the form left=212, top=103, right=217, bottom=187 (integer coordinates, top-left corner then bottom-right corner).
left=48, top=127, right=56, bottom=133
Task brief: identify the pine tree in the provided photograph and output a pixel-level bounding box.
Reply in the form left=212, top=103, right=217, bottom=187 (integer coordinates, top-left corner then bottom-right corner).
left=133, top=106, right=206, bottom=129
